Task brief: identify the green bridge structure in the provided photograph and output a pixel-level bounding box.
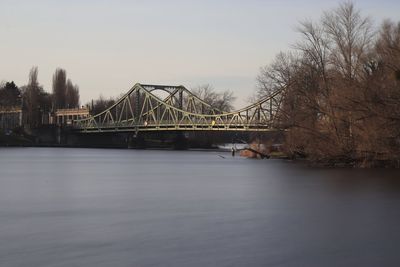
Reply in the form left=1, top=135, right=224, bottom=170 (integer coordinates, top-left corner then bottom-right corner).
left=73, top=83, right=285, bottom=133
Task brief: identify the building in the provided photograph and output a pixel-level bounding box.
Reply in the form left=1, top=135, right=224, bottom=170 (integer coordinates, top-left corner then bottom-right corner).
left=54, top=107, right=90, bottom=125
left=0, top=107, right=22, bottom=130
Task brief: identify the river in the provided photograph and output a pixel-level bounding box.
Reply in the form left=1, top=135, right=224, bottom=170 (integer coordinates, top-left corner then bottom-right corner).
left=0, top=148, right=400, bottom=266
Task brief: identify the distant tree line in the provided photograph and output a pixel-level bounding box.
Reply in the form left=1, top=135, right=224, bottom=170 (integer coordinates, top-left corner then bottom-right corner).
left=257, top=2, right=400, bottom=166
left=0, top=67, right=80, bottom=128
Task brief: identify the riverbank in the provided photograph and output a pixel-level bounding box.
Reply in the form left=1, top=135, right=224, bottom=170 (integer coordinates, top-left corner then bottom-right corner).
left=0, top=131, right=32, bottom=147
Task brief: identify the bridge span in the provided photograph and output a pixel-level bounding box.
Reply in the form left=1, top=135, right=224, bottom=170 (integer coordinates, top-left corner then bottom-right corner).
left=73, top=83, right=285, bottom=133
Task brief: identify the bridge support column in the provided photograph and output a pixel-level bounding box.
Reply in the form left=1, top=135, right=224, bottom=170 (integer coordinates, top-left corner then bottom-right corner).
left=178, top=89, right=183, bottom=120
left=135, top=90, right=140, bottom=120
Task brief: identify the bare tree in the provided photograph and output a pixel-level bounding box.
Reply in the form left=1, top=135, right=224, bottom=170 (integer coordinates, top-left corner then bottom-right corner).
left=23, top=67, right=40, bottom=127
left=191, top=84, right=218, bottom=105
left=21, top=67, right=51, bottom=128
left=322, top=1, right=374, bottom=81
left=191, top=84, right=236, bottom=112
left=66, top=79, right=80, bottom=108
left=52, top=68, right=67, bottom=109
left=256, top=52, right=299, bottom=98
left=52, top=68, right=81, bottom=109
left=376, top=20, right=400, bottom=74
left=256, top=2, right=400, bottom=166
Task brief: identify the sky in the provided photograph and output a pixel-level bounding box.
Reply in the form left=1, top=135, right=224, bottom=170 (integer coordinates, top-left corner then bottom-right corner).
left=1, top=0, right=399, bottom=108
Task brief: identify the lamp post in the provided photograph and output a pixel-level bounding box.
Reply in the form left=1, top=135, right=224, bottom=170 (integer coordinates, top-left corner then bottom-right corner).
left=17, top=94, right=23, bottom=127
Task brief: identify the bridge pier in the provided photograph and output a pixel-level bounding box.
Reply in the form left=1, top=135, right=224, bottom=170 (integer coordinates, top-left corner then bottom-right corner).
left=173, top=132, right=189, bottom=150
left=128, top=133, right=147, bottom=149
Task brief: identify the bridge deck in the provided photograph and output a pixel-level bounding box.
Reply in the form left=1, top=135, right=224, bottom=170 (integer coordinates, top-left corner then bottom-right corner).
left=75, top=124, right=275, bottom=133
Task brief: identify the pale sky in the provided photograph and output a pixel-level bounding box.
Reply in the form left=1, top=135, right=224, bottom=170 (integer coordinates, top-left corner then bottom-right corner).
left=1, top=0, right=399, bottom=108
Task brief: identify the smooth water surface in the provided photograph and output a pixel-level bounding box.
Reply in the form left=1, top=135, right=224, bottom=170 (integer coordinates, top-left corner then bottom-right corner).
left=1, top=148, right=400, bottom=267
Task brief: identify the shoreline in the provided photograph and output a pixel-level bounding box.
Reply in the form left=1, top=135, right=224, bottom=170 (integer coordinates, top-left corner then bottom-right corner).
left=1, top=139, right=399, bottom=169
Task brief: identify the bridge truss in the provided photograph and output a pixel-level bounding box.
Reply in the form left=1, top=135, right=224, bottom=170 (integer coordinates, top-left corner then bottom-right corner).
left=74, top=83, right=284, bottom=133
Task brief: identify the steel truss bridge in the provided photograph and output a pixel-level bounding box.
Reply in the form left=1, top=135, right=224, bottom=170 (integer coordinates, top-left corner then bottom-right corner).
left=73, top=83, right=284, bottom=133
